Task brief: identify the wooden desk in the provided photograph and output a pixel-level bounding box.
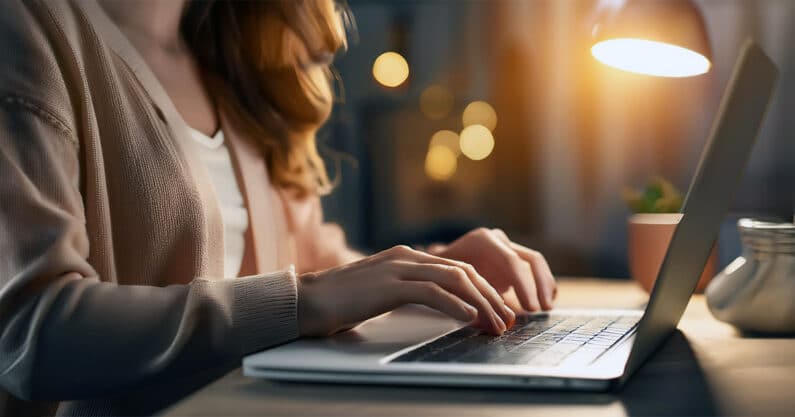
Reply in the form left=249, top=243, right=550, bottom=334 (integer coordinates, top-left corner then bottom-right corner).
left=162, top=278, right=795, bottom=416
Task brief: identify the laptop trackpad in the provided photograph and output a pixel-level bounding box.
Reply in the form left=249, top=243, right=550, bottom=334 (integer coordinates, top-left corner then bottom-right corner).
left=244, top=305, right=464, bottom=373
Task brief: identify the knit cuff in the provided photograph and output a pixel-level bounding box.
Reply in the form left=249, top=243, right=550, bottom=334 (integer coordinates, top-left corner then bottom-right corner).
left=227, top=265, right=299, bottom=356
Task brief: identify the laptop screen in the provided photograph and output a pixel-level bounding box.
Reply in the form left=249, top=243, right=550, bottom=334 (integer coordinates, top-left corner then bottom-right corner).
left=623, top=40, right=779, bottom=381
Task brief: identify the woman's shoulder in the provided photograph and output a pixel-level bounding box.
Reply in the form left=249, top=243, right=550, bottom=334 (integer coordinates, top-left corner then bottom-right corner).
left=0, top=1, right=90, bottom=125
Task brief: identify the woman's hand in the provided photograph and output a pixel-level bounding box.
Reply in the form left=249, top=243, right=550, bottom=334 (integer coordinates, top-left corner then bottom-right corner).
left=429, top=228, right=557, bottom=313
left=297, top=245, right=515, bottom=337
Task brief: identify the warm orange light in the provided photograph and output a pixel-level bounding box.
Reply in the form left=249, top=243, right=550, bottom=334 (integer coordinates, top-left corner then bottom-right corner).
left=372, top=52, right=409, bottom=87
left=459, top=124, right=494, bottom=161
left=462, top=101, right=497, bottom=131
left=425, top=145, right=458, bottom=181
left=420, top=85, right=454, bottom=119
left=591, top=38, right=711, bottom=77
left=429, top=130, right=460, bottom=156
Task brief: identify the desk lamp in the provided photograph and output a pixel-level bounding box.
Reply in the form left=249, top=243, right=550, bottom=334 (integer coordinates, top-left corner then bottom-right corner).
left=591, top=0, right=711, bottom=77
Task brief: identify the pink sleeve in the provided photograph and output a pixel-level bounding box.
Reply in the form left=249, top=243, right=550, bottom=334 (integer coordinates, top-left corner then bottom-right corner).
left=282, top=194, right=363, bottom=273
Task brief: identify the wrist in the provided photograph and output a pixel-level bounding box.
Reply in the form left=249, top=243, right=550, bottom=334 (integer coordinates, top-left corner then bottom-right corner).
left=296, top=273, right=315, bottom=336
left=296, top=272, right=333, bottom=337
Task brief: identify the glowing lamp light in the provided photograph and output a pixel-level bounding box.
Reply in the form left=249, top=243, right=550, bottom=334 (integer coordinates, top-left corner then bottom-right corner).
left=591, top=0, right=711, bottom=78
left=372, top=52, right=409, bottom=88
left=425, top=145, right=458, bottom=181
left=462, top=101, right=497, bottom=131
left=459, top=124, right=494, bottom=161
left=591, top=38, right=710, bottom=77
left=429, top=130, right=460, bottom=156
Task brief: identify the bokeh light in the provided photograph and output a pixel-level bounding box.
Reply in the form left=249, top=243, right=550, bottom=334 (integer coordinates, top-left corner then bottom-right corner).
left=462, top=101, right=497, bottom=131
left=591, top=39, right=711, bottom=77
left=425, top=145, right=458, bottom=181
left=372, top=52, right=410, bottom=87
left=459, top=124, right=494, bottom=161
left=429, top=130, right=460, bottom=156
left=420, top=85, right=454, bottom=119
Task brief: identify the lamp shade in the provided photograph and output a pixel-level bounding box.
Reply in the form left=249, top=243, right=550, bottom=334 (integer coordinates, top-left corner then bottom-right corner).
left=591, top=0, right=712, bottom=77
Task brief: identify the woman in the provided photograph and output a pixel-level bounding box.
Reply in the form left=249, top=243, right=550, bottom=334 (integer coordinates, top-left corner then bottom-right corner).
left=0, top=0, right=556, bottom=415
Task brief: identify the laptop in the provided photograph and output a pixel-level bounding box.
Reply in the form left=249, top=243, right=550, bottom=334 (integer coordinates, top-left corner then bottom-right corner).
left=244, top=40, right=778, bottom=391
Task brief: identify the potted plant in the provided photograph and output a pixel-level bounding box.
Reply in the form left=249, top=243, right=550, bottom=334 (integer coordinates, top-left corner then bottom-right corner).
left=623, top=177, right=717, bottom=293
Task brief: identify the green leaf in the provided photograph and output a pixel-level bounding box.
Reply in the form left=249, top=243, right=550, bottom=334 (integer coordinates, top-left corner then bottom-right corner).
left=623, top=176, right=683, bottom=213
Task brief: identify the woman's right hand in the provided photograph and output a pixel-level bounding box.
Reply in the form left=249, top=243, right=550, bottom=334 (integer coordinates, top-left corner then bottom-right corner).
left=297, top=245, right=516, bottom=337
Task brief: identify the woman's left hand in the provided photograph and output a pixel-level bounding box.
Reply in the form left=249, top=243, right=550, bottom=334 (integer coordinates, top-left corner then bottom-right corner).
left=429, top=228, right=557, bottom=313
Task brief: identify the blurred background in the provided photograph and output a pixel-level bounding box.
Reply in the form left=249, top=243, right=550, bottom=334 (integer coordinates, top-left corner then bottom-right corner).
left=319, top=0, right=795, bottom=278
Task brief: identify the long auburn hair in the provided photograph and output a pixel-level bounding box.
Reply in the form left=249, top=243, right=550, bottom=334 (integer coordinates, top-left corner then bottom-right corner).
left=182, top=0, right=348, bottom=197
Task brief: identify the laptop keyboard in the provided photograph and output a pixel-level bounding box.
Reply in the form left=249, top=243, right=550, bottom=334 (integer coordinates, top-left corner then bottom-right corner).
left=391, top=314, right=640, bottom=367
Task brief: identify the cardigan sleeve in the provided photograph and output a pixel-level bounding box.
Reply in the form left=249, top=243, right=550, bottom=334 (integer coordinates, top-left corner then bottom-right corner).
left=0, top=104, right=299, bottom=401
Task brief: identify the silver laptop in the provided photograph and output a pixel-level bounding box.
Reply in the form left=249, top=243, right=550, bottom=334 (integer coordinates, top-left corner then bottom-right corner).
left=244, top=40, right=778, bottom=391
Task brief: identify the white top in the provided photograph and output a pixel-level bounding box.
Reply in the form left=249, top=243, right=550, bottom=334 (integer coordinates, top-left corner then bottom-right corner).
left=188, top=127, right=249, bottom=278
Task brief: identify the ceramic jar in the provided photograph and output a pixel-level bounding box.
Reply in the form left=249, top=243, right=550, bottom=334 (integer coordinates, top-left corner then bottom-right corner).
left=706, top=218, right=795, bottom=333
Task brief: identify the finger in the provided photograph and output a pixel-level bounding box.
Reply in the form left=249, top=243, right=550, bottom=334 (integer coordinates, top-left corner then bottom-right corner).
left=391, top=261, right=507, bottom=334
left=397, top=281, right=480, bottom=325
left=467, top=269, right=517, bottom=329
left=509, top=243, right=557, bottom=309
left=490, top=229, right=557, bottom=310
left=460, top=264, right=516, bottom=328
left=501, top=288, right=525, bottom=313
left=483, top=230, right=541, bottom=312
left=414, top=253, right=514, bottom=325
left=389, top=248, right=514, bottom=328
left=512, top=259, right=542, bottom=312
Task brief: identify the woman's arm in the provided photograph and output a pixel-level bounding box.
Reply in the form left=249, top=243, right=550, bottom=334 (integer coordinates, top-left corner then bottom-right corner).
left=0, top=106, right=299, bottom=401
left=0, top=104, right=514, bottom=402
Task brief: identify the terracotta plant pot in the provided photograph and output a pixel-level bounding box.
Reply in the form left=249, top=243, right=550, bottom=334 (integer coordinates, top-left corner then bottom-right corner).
left=627, top=213, right=717, bottom=293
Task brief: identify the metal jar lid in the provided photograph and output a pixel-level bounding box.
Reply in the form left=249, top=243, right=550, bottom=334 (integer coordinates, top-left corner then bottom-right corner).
left=738, top=218, right=795, bottom=254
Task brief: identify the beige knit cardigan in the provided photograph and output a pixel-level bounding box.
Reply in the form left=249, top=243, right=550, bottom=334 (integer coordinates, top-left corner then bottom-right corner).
left=0, top=0, right=356, bottom=415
